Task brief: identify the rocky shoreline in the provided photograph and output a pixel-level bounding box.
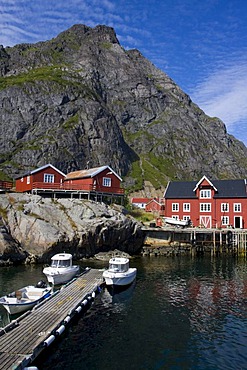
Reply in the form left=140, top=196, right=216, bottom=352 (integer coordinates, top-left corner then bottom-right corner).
left=0, top=193, right=145, bottom=266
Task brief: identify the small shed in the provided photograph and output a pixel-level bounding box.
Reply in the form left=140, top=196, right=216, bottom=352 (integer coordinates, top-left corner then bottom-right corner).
left=131, top=198, right=151, bottom=209
left=15, top=164, right=66, bottom=192
left=145, top=198, right=165, bottom=215
left=63, top=165, right=124, bottom=194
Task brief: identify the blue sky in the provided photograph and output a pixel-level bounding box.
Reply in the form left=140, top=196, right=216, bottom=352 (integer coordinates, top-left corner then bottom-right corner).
left=1, top=0, right=247, bottom=145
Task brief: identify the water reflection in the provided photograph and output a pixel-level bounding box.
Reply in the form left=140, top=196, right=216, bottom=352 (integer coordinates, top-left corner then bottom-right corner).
left=101, top=282, right=136, bottom=313
left=1, top=256, right=247, bottom=370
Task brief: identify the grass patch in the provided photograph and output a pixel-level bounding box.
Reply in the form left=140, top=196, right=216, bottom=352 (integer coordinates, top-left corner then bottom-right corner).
left=128, top=209, right=155, bottom=223
left=0, top=65, right=81, bottom=91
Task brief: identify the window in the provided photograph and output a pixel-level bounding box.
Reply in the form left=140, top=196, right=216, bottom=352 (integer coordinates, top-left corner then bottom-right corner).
left=183, top=203, right=190, bottom=212
left=103, top=177, right=111, bottom=187
left=200, top=189, right=211, bottom=198
left=172, top=215, right=179, bottom=220
left=221, top=216, right=229, bottom=226
left=200, top=203, right=211, bottom=212
left=172, top=203, right=179, bottom=212
left=183, top=216, right=190, bottom=221
left=234, top=203, right=241, bottom=212
left=221, top=203, right=229, bottom=212
left=44, top=174, right=54, bottom=183
left=27, top=176, right=30, bottom=184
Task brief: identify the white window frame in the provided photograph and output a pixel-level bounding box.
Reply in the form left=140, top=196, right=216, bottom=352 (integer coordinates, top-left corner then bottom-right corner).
left=200, top=189, right=211, bottom=198
left=103, top=177, right=111, bottom=187
left=27, top=175, right=30, bottom=184
left=221, top=203, right=229, bottom=212
left=172, top=215, right=179, bottom=220
left=183, top=215, right=190, bottom=221
left=200, top=203, right=211, bottom=212
left=183, top=203, right=190, bottom=212
left=172, top=203, right=179, bottom=212
left=221, top=216, right=229, bottom=226
left=44, top=173, right=54, bottom=183
left=234, top=203, right=241, bottom=212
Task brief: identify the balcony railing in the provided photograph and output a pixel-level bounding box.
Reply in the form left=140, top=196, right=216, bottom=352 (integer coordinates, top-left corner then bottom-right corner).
left=0, top=180, right=13, bottom=190
left=31, top=182, right=124, bottom=194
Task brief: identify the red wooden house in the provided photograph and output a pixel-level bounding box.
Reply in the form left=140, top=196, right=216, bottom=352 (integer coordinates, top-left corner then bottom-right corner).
left=131, top=198, right=151, bottom=209
left=164, top=176, right=247, bottom=229
left=145, top=198, right=165, bottom=216
left=15, top=164, right=66, bottom=192
left=63, top=165, right=124, bottom=195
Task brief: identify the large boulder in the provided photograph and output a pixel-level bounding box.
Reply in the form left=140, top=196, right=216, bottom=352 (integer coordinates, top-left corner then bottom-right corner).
left=0, top=193, right=144, bottom=264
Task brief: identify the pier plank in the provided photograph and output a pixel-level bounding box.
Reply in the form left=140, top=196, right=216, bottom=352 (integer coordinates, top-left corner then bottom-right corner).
left=0, top=268, right=104, bottom=370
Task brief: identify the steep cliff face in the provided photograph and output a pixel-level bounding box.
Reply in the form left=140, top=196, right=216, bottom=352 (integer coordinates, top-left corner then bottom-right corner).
left=0, top=24, right=247, bottom=194
left=0, top=193, right=144, bottom=264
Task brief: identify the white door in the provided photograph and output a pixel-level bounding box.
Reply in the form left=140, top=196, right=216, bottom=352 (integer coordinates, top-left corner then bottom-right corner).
left=200, top=216, right=211, bottom=228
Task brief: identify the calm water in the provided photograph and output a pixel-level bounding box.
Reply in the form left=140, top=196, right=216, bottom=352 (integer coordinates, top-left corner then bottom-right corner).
left=0, top=256, right=247, bottom=370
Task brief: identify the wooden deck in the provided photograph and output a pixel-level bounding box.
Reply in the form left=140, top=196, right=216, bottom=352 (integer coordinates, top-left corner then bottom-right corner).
left=0, top=268, right=105, bottom=370
left=142, top=226, right=247, bottom=255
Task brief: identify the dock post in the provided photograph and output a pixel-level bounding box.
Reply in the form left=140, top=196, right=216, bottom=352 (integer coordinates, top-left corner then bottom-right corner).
left=213, top=230, right=216, bottom=256
left=220, top=231, right=223, bottom=254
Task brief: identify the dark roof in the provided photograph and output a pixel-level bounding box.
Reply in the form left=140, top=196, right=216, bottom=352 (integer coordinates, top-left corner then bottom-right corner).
left=165, top=179, right=247, bottom=199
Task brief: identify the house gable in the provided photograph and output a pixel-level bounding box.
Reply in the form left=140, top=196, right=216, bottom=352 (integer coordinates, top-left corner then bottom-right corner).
left=193, top=175, right=217, bottom=192
left=30, top=164, right=65, bottom=177
left=145, top=198, right=165, bottom=214
left=65, top=165, right=122, bottom=182
left=15, top=164, right=65, bottom=192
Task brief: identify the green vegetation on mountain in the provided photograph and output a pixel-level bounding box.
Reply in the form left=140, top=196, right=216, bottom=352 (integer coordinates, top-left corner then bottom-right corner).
left=0, top=24, right=246, bottom=196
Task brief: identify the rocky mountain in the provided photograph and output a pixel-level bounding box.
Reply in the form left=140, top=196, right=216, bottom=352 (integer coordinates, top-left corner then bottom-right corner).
left=0, top=193, right=144, bottom=264
left=0, top=24, right=247, bottom=196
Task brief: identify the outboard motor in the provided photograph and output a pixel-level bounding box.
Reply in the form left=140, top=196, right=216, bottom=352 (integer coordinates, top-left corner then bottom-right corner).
left=35, top=280, right=47, bottom=288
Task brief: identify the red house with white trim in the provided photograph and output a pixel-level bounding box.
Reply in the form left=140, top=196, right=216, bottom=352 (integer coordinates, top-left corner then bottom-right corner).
left=63, top=165, right=124, bottom=195
left=15, top=164, right=66, bottom=192
left=164, top=176, right=247, bottom=229
left=145, top=198, right=165, bottom=216
left=131, top=198, right=151, bottom=209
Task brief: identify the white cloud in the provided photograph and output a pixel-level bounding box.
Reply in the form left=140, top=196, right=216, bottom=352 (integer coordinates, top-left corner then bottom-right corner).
left=190, top=58, right=247, bottom=144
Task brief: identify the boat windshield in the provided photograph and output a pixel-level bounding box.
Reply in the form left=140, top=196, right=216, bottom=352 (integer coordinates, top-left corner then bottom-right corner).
left=109, top=263, right=128, bottom=272
left=51, top=259, right=71, bottom=268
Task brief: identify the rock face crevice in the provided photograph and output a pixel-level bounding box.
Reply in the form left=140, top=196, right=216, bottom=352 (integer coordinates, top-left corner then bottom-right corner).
left=0, top=193, right=144, bottom=264
left=0, top=24, right=247, bottom=195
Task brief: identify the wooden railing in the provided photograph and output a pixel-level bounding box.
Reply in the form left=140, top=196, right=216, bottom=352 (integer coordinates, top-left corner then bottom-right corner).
left=0, top=180, right=13, bottom=190
left=31, top=182, right=124, bottom=194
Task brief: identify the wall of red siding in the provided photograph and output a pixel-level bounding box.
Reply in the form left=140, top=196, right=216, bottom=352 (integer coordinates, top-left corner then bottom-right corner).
left=16, top=167, right=64, bottom=192
left=165, top=198, right=247, bottom=228
left=64, top=169, right=122, bottom=193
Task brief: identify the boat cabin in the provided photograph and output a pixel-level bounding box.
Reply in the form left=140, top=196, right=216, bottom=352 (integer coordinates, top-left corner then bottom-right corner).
left=108, top=258, right=129, bottom=272
left=50, top=253, right=72, bottom=268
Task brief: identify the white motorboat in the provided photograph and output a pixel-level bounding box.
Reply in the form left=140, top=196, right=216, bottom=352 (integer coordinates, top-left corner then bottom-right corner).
left=103, top=257, right=137, bottom=287
left=43, top=253, right=80, bottom=285
left=163, top=217, right=191, bottom=228
left=0, top=281, right=52, bottom=315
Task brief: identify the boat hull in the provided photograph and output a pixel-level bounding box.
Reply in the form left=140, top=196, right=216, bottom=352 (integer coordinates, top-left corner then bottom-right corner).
left=43, top=266, right=80, bottom=285
left=0, top=286, right=51, bottom=315
left=163, top=217, right=190, bottom=227
left=103, top=268, right=137, bottom=287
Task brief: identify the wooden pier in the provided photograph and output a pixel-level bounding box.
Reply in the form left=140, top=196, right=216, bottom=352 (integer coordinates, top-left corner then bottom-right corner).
left=0, top=268, right=105, bottom=370
left=142, top=227, right=247, bottom=256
